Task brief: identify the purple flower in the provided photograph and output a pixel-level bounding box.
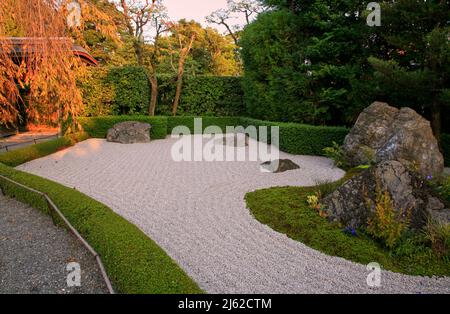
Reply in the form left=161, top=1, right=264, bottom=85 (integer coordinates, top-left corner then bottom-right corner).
left=426, top=175, right=433, bottom=180
left=343, top=226, right=357, bottom=237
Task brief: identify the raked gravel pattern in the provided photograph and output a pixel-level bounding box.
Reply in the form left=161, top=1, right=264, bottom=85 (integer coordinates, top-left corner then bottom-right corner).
left=17, top=136, right=450, bottom=294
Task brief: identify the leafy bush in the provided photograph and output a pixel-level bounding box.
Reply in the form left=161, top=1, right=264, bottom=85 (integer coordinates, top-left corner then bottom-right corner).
left=0, top=133, right=89, bottom=167
left=240, top=7, right=372, bottom=127
left=0, top=163, right=202, bottom=294
left=78, top=116, right=168, bottom=139
left=323, top=142, right=349, bottom=169
left=366, top=189, right=412, bottom=249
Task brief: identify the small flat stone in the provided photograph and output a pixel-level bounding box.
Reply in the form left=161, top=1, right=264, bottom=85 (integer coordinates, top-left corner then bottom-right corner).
left=260, top=159, right=300, bottom=173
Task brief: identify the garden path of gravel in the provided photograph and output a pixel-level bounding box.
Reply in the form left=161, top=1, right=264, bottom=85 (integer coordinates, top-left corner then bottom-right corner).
left=0, top=194, right=109, bottom=294
left=16, top=136, right=450, bottom=294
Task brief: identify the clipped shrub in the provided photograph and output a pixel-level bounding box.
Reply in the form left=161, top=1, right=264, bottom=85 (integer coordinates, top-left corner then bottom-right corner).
left=167, top=116, right=241, bottom=134
left=78, top=66, right=150, bottom=116
left=78, top=67, right=114, bottom=116
left=240, top=117, right=349, bottom=156
left=156, top=75, right=244, bottom=117
left=106, top=66, right=150, bottom=115
left=78, top=116, right=168, bottom=140
left=79, top=68, right=245, bottom=118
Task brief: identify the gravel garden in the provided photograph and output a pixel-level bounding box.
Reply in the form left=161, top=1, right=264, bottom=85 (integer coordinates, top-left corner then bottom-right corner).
left=1, top=0, right=449, bottom=296
left=1, top=111, right=449, bottom=294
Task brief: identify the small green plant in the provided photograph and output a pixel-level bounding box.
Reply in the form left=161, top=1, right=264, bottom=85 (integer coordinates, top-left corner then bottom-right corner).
left=306, top=192, right=328, bottom=218
left=323, top=141, right=348, bottom=169
left=423, top=219, right=450, bottom=259
left=366, top=189, right=412, bottom=249
left=435, top=176, right=450, bottom=203
left=391, top=230, right=431, bottom=258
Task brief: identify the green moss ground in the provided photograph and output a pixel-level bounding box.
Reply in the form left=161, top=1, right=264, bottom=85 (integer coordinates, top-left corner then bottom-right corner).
left=245, top=173, right=450, bottom=277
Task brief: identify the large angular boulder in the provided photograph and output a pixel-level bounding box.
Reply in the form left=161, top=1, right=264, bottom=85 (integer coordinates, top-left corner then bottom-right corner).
left=106, top=121, right=151, bottom=144
left=322, top=160, right=449, bottom=229
left=342, top=102, right=444, bottom=177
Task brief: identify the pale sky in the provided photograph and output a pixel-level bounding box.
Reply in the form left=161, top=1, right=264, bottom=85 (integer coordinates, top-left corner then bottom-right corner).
left=163, top=0, right=247, bottom=34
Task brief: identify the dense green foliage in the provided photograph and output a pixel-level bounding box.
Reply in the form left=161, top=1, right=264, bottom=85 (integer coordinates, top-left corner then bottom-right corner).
left=240, top=118, right=349, bottom=156
left=241, top=3, right=370, bottom=126
left=156, top=75, right=244, bottom=117
left=79, top=66, right=150, bottom=116
left=243, top=0, right=450, bottom=136
left=155, top=20, right=241, bottom=76
left=0, top=133, right=89, bottom=167
left=79, top=68, right=245, bottom=117
left=246, top=179, right=450, bottom=277
left=0, top=163, right=202, bottom=293
left=78, top=116, right=168, bottom=139
left=366, top=1, right=450, bottom=139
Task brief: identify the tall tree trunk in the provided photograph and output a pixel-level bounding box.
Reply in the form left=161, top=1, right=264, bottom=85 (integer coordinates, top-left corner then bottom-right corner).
left=172, top=56, right=186, bottom=116
left=149, top=73, right=158, bottom=116
left=172, top=34, right=195, bottom=116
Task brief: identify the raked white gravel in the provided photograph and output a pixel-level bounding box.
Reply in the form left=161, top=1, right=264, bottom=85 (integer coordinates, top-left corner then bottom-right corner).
left=17, top=136, right=450, bottom=294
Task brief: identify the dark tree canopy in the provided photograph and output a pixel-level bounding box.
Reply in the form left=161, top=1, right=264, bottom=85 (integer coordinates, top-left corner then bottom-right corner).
left=241, top=0, right=450, bottom=138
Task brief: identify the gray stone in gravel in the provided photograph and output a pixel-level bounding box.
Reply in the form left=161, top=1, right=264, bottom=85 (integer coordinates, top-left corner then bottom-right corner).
left=0, top=195, right=109, bottom=294
left=106, top=121, right=151, bottom=144
left=260, top=159, right=300, bottom=173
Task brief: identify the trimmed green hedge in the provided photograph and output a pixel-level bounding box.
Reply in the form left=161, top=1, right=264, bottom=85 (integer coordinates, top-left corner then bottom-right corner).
left=0, top=133, right=89, bottom=167
left=240, top=117, right=349, bottom=156
left=0, top=163, right=202, bottom=294
left=157, top=75, right=244, bottom=117
left=77, top=115, right=351, bottom=157
left=167, top=116, right=241, bottom=134
left=79, top=66, right=150, bottom=116
left=78, top=116, right=168, bottom=140
left=79, top=67, right=245, bottom=117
